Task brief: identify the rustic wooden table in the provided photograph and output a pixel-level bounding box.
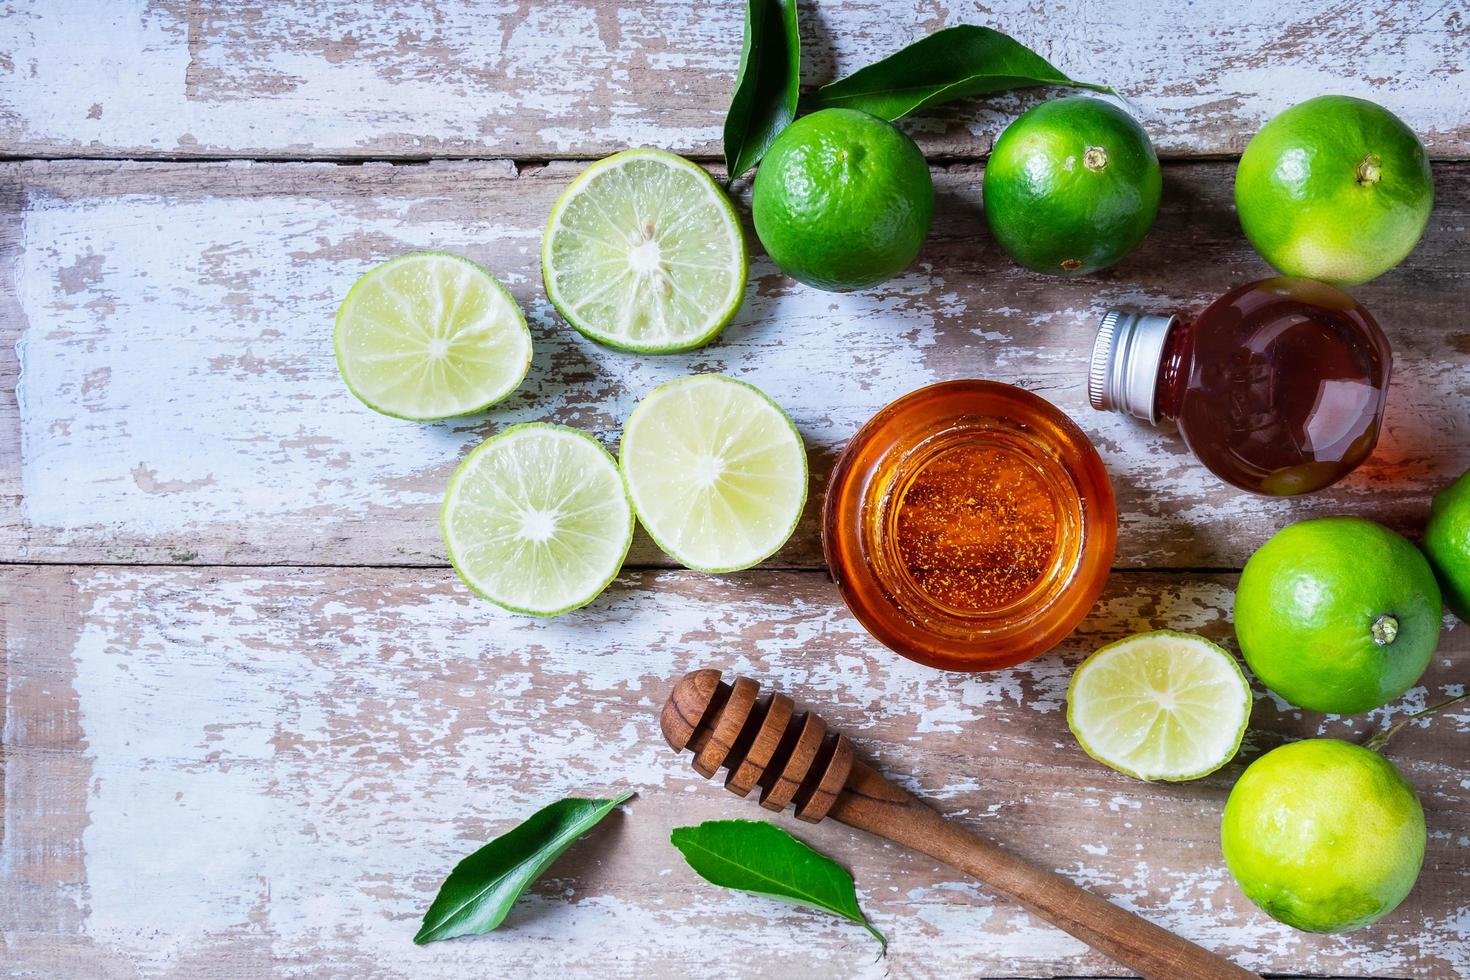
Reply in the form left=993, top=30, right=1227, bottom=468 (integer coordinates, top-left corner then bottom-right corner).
left=2, top=2, right=1467, bottom=977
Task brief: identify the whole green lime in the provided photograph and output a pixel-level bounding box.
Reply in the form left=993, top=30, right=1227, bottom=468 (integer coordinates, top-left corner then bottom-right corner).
left=1235, top=95, right=1433, bottom=286
left=982, top=97, right=1160, bottom=276
left=1235, top=517, right=1442, bottom=714
left=1424, top=467, right=1470, bottom=620
left=752, top=108, right=933, bottom=291
left=1221, top=739, right=1425, bottom=933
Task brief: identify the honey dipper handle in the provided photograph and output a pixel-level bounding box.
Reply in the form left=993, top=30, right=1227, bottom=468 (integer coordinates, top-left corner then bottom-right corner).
left=829, top=764, right=1258, bottom=980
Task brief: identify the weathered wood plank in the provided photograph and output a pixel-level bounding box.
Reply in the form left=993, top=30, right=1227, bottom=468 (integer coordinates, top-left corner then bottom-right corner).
left=1, top=0, right=1467, bottom=161
left=3, top=158, right=1467, bottom=568
left=2, top=565, right=1466, bottom=978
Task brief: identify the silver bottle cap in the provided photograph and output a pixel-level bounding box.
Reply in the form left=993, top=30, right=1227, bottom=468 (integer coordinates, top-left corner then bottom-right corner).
left=1088, top=310, right=1178, bottom=424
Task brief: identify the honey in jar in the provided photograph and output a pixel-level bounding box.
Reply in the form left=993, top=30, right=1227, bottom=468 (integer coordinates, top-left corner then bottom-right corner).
left=823, top=381, right=1117, bottom=671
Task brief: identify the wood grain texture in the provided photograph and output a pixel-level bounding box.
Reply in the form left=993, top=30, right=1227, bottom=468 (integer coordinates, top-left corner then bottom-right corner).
left=1, top=0, right=1468, bottom=160
left=3, top=565, right=1466, bottom=978
left=5, top=5, right=1469, bottom=978
left=4, top=158, right=1468, bottom=569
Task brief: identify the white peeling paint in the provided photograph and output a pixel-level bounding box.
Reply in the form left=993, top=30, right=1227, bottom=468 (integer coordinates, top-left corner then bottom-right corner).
left=2, top=2, right=1468, bottom=158
left=15, top=567, right=1456, bottom=977
left=14, top=186, right=936, bottom=547
left=9, top=161, right=1469, bottom=566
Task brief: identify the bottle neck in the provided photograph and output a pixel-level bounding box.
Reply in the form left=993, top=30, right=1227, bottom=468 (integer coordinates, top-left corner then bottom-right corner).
left=1153, top=317, right=1191, bottom=422
left=1088, top=311, right=1179, bottom=424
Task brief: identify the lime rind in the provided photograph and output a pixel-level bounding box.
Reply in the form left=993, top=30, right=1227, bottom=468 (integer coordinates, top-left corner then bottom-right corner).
left=542, top=149, right=748, bottom=354
left=1220, top=739, right=1427, bottom=933
left=619, top=374, right=807, bottom=573
left=441, top=423, right=633, bottom=616
left=983, top=97, right=1161, bottom=277
left=1234, top=95, right=1433, bottom=286
left=1066, top=629, right=1252, bottom=782
left=750, top=108, right=934, bottom=291
left=334, top=252, right=533, bottom=422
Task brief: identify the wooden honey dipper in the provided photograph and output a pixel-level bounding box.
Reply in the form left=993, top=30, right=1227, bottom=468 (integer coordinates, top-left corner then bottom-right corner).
left=661, top=668, right=1259, bottom=980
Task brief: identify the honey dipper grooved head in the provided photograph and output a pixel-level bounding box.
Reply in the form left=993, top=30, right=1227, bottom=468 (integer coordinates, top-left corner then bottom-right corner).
left=660, top=668, right=856, bottom=824
left=661, top=668, right=722, bottom=751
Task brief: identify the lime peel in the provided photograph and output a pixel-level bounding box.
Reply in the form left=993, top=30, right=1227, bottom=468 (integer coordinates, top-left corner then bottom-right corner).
left=1066, top=629, right=1252, bottom=782
left=1234, top=95, right=1432, bottom=286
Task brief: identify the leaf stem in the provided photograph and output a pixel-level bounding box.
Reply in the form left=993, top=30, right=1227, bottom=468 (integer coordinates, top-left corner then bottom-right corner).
left=1365, top=692, right=1468, bottom=752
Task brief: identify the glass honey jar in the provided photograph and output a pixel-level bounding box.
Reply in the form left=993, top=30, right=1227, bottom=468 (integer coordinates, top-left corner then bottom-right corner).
left=823, top=381, right=1117, bottom=672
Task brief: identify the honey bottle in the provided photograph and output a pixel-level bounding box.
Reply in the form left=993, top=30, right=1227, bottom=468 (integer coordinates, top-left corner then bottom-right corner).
left=1089, top=277, right=1391, bottom=496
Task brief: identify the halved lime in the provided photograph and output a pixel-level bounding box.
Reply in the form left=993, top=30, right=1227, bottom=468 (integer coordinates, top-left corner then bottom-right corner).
left=1066, top=630, right=1252, bottom=781
left=542, top=149, right=747, bottom=353
left=441, top=423, right=633, bottom=616
left=619, top=375, right=806, bottom=572
left=335, top=252, right=532, bottom=421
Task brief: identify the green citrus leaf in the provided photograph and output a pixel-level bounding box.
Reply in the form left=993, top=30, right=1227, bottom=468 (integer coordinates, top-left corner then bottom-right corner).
left=414, top=791, right=634, bottom=944
left=811, top=25, right=1112, bottom=120
left=670, top=819, right=885, bottom=949
left=723, top=0, right=800, bottom=181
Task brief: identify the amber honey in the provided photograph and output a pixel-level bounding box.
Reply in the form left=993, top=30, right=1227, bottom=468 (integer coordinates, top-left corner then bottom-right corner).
left=823, top=381, right=1117, bottom=672
left=1091, top=278, right=1391, bottom=496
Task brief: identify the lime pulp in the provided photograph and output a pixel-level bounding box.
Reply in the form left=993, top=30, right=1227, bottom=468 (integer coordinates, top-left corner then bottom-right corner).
left=441, top=423, right=633, bottom=616
left=542, top=149, right=747, bottom=353
left=334, top=252, right=532, bottom=421
left=619, top=375, right=807, bottom=572
left=1067, top=630, right=1252, bottom=781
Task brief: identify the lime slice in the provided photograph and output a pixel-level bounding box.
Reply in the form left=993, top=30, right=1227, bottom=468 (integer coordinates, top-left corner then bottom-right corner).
left=542, top=149, right=747, bottom=353
left=335, top=252, right=532, bottom=421
left=620, top=374, right=806, bottom=573
left=441, top=423, right=633, bottom=616
left=1066, top=630, right=1252, bottom=782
